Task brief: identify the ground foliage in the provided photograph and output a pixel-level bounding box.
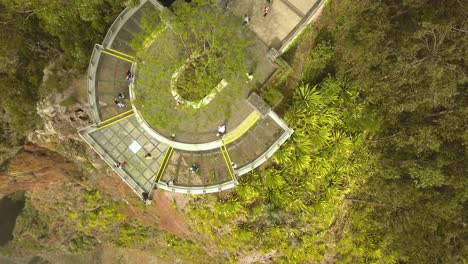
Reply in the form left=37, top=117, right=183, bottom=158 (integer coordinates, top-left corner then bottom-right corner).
left=0, top=185, right=213, bottom=263
left=187, top=77, right=373, bottom=262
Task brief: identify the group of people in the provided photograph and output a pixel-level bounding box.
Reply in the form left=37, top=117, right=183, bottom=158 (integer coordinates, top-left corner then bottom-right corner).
left=113, top=69, right=135, bottom=108
left=164, top=161, right=237, bottom=187
left=114, top=160, right=127, bottom=169
left=112, top=67, right=242, bottom=189
left=113, top=70, right=133, bottom=108
left=114, top=92, right=126, bottom=108
left=116, top=158, right=238, bottom=190
left=242, top=0, right=272, bottom=25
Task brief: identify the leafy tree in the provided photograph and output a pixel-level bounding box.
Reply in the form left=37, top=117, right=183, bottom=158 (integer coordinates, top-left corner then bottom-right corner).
left=2, top=0, right=127, bottom=68
left=133, top=0, right=252, bottom=131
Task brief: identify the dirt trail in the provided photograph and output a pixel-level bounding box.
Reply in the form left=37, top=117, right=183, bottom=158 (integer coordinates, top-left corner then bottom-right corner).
left=154, top=191, right=191, bottom=239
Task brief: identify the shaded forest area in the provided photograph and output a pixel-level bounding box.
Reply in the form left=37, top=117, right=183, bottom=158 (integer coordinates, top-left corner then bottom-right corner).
left=309, top=0, right=467, bottom=262
left=0, top=0, right=134, bottom=141
left=0, top=0, right=466, bottom=263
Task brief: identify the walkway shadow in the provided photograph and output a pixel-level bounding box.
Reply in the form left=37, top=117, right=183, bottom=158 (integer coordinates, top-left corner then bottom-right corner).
left=270, top=37, right=283, bottom=50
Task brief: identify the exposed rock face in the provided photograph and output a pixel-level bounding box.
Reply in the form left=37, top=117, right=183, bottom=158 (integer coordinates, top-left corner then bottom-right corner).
left=0, top=145, right=81, bottom=196
left=27, top=76, right=109, bottom=170
left=33, top=96, right=91, bottom=142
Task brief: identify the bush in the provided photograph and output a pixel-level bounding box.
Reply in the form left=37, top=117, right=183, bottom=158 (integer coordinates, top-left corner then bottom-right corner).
left=260, top=88, right=283, bottom=107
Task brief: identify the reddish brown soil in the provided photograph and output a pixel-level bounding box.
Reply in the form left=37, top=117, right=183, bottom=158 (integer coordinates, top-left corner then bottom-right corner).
left=154, top=191, right=191, bottom=239
left=0, top=145, right=81, bottom=196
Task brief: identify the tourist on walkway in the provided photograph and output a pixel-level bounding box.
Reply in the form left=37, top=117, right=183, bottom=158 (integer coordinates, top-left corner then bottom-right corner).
left=167, top=179, right=174, bottom=186
left=174, top=98, right=182, bottom=109
left=118, top=92, right=125, bottom=99
left=243, top=14, right=250, bottom=25
left=190, top=164, right=198, bottom=174
left=144, top=153, right=152, bottom=160
left=114, top=98, right=125, bottom=108
left=263, top=6, right=270, bottom=17
left=231, top=162, right=238, bottom=169
left=114, top=160, right=127, bottom=169
left=125, top=70, right=132, bottom=79
left=246, top=72, right=254, bottom=82
left=125, top=70, right=133, bottom=85
left=217, top=125, right=226, bottom=137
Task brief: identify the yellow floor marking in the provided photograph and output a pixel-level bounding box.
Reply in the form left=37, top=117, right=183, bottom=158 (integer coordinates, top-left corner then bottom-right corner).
left=101, top=50, right=134, bottom=63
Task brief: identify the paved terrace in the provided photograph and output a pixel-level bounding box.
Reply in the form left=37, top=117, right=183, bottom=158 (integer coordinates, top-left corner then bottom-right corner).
left=88, top=1, right=155, bottom=123
left=79, top=0, right=328, bottom=198
left=80, top=114, right=167, bottom=195
left=79, top=108, right=292, bottom=196
left=226, top=0, right=324, bottom=51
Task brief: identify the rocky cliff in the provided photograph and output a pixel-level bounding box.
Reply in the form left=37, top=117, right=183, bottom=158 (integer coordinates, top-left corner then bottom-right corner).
left=0, top=144, right=82, bottom=196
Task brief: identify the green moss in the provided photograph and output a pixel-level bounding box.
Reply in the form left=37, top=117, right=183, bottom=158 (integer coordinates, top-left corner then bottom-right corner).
left=68, top=235, right=98, bottom=253
left=117, top=223, right=150, bottom=247
left=84, top=161, right=94, bottom=171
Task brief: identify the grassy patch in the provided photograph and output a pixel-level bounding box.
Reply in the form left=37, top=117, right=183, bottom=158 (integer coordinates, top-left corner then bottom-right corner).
left=260, top=88, right=283, bottom=107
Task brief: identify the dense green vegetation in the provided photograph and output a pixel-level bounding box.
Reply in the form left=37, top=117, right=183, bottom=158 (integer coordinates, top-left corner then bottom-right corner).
left=315, top=1, right=467, bottom=262
left=0, top=187, right=214, bottom=262
left=185, top=0, right=467, bottom=262
left=0, top=0, right=128, bottom=135
left=0, top=0, right=466, bottom=263
left=187, top=78, right=372, bottom=261
left=176, top=55, right=223, bottom=101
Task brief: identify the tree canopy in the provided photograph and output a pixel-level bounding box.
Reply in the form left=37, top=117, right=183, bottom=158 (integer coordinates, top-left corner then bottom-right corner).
left=132, top=0, right=252, bottom=131
left=296, top=0, right=467, bottom=262
left=0, top=0, right=127, bottom=134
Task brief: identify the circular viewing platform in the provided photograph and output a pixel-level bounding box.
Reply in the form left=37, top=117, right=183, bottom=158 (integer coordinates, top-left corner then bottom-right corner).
left=79, top=0, right=305, bottom=199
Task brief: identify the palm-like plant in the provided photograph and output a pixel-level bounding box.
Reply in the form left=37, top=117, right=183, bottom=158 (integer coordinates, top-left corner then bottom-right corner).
left=295, top=83, right=321, bottom=109
left=272, top=146, right=292, bottom=165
